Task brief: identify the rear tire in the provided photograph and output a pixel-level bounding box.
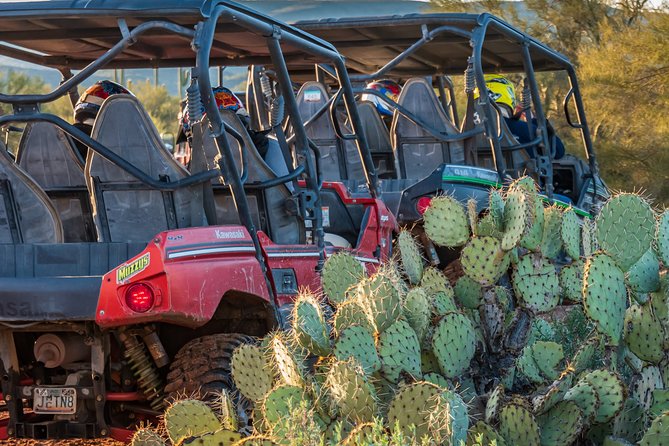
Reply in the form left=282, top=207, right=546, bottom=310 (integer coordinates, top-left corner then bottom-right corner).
left=165, top=333, right=255, bottom=431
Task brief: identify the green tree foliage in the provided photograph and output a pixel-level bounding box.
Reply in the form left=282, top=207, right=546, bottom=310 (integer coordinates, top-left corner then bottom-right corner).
left=432, top=0, right=669, bottom=204
left=128, top=79, right=181, bottom=135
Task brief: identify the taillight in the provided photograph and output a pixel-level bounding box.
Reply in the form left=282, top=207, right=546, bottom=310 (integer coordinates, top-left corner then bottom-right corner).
left=416, top=196, right=433, bottom=215
left=124, top=283, right=154, bottom=313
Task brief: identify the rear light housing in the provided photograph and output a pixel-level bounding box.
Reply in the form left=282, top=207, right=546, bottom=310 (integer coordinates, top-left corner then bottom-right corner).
left=124, top=283, right=155, bottom=313
left=416, top=196, right=433, bottom=215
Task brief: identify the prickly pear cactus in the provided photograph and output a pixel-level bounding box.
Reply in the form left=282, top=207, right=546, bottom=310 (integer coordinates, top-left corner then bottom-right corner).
left=378, top=319, right=421, bottom=382
left=340, top=422, right=375, bottom=445
left=639, top=411, right=669, bottom=446
left=466, top=421, right=507, bottom=446
left=334, top=325, right=380, bottom=374
left=461, top=236, right=511, bottom=285
left=420, top=267, right=451, bottom=295
left=626, top=249, right=660, bottom=294
left=531, top=341, right=564, bottom=381
left=520, top=190, right=544, bottom=252
left=422, top=195, right=470, bottom=248
left=582, top=369, right=626, bottom=423
left=570, top=336, right=599, bottom=374
left=269, top=333, right=305, bottom=387
left=183, top=429, right=242, bottom=445
left=513, top=254, right=560, bottom=313
left=432, top=312, right=477, bottom=378
left=429, top=390, right=468, bottom=445
left=231, top=435, right=278, bottom=445
left=595, top=193, right=655, bottom=270
left=536, top=400, right=583, bottom=446
left=386, top=382, right=442, bottom=440
left=131, top=428, right=166, bottom=446
left=564, top=379, right=601, bottom=423
left=502, top=188, right=529, bottom=251
left=582, top=216, right=595, bottom=258
left=355, top=269, right=402, bottom=333
left=214, top=389, right=238, bottom=431
left=485, top=384, right=504, bottom=424
left=631, top=365, right=663, bottom=411
left=657, top=209, right=669, bottom=265
left=561, top=208, right=581, bottom=259
left=583, top=253, right=627, bottom=345
left=397, top=230, right=424, bottom=285
left=333, top=299, right=373, bottom=335
left=261, top=385, right=309, bottom=431
left=325, top=360, right=377, bottom=422
left=517, top=345, right=545, bottom=385
left=624, top=301, right=665, bottom=363
left=559, top=259, right=584, bottom=303
left=292, top=292, right=331, bottom=357
left=454, top=274, right=484, bottom=309
left=489, top=190, right=506, bottom=232
left=322, top=252, right=365, bottom=305
left=498, top=401, right=541, bottom=446
left=403, top=287, right=431, bottom=342
left=532, top=373, right=573, bottom=414
left=164, top=399, right=222, bottom=445
left=541, top=205, right=564, bottom=259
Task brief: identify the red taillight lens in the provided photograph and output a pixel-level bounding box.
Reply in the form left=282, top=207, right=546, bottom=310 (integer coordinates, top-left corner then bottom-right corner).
left=124, top=283, right=154, bottom=313
left=416, top=196, right=433, bottom=215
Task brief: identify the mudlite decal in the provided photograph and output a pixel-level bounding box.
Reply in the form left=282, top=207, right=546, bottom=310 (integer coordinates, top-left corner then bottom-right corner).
left=116, top=253, right=150, bottom=284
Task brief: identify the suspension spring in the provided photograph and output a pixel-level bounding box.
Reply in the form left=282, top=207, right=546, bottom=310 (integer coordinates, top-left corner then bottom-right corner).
left=259, top=70, right=273, bottom=101
left=521, top=80, right=532, bottom=111
left=119, top=331, right=164, bottom=411
left=464, top=57, right=476, bottom=94
left=186, top=71, right=203, bottom=125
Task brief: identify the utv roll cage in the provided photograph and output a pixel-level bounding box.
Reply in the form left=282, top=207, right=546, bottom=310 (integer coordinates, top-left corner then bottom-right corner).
left=0, top=0, right=378, bottom=303
left=295, top=13, right=602, bottom=209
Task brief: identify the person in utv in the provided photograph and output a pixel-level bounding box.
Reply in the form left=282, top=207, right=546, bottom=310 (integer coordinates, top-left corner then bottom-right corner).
left=72, top=80, right=133, bottom=160
left=479, top=74, right=565, bottom=160
left=176, top=86, right=290, bottom=180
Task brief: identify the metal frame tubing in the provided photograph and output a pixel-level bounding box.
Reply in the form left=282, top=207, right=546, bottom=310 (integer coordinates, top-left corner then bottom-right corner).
left=566, top=67, right=598, bottom=176
left=0, top=20, right=194, bottom=105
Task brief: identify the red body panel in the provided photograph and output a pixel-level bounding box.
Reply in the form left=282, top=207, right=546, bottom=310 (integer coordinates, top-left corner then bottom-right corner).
left=96, top=184, right=397, bottom=327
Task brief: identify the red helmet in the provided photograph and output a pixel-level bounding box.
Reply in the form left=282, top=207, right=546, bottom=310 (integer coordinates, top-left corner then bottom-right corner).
left=73, top=80, right=132, bottom=124
left=361, top=79, right=401, bottom=116
left=178, top=86, right=247, bottom=140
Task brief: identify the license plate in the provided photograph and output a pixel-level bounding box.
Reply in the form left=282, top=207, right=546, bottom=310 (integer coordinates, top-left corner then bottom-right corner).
left=33, top=387, right=76, bottom=414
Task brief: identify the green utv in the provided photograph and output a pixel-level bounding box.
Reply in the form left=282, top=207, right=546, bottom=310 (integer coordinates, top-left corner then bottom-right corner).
left=287, top=13, right=609, bottom=228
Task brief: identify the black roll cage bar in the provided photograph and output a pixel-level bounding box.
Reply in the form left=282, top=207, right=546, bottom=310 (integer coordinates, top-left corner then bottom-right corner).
left=298, top=13, right=599, bottom=199
left=0, top=1, right=382, bottom=324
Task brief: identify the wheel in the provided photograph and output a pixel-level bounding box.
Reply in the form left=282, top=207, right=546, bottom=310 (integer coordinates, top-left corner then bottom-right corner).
left=165, top=333, right=255, bottom=432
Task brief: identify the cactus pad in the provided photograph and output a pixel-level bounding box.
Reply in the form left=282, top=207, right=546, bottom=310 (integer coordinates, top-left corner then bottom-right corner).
left=429, top=390, right=468, bottom=445
left=231, top=436, right=278, bottom=445
left=626, top=249, right=660, bottom=294
left=421, top=267, right=452, bottom=295
left=570, top=336, right=599, bottom=374
left=131, top=428, right=166, bottom=446
left=624, top=302, right=665, bottom=363
left=532, top=373, right=573, bottom=414
left=387, top=381, right=442, bottom=440
left=182, top=429, right=242, bottom=445
left=340, top=423, right=375, bottom=446
left=582, top=369, right=626, bottom=423
left=536, top=400, right=583, bottom=446
left=356, top=270, right=402, bottom=333
left=561, top=208, right=581, bottom=259
left=325, top=360, right=377, bottom=422
left=461, top=236, right=511, bottom=286
left=466, top=421, right=507, bottom=446
left=582, top=217, right=595, bottom=258
left=489, top=190, right=506, bottom=231
left=333, top=299, right=373, bottom=335
left=520, top=191, right=544, bottom=251
left=531, top=341, right=564, bottom=381
left=513, top=254, right=560, bottom=313
left=630, top=365, right=663, bottom=411
left=423, top=195, right=470, bottom=247
left=454, top=275, right=484, bottom=309
left=583, top=253, right=627, bottom=345
left=261, top=385, right=309, bottom=430
left=334, top=325, right=380, bottom=374
left=322, top=252, right=365, bottom=305
left=498, top=402, right=541, bottom=446
left=517, top=346, right=545, bottom=385
left=541, top=205, right=564, bottom=259
left=564, top=380, right=601, bottom=422
left=432, top=312, right=477, bottom=378
left=485, top=384, right=504, bottom=424
left=397, top=230, right=424, bottom=284
left=378, top=319, right=422, bottom=382
left=501, top=188, right=529, bottom=251
left=639, top=411, right=669, bottom=446
left=164, top=399, right=221, bottom=445
left=595, top=193, right=655, bottom=270
left=657, top=209, right=669, bottom=265
left=269, top=333, right=304, bottom=387
left=612, top=397, right=646, bottom=444
left=292, top=293, right=331, bottom=357
left=559, top=260, right=584, bottom=303
left=403, top=287, right=431, bottom=342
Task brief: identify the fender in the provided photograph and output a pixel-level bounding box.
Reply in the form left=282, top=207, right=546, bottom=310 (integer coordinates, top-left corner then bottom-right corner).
left=96, top=226, right=270, bottom=328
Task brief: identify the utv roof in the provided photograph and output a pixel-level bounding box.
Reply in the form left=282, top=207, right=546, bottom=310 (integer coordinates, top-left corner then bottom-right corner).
left=0, top=0, right=338, bottom=69
left=294, top=13, right=574, bottom=77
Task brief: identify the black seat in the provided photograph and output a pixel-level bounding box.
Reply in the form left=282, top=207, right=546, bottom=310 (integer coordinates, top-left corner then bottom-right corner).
left=16, top=122, right=96, bottom=242
left=391, top=77, right=465, bottom=179
left=204, top=110, right=304, bottom=245
left=86, top=94, right=204, bottom=243
left=294, top=81, right=364, bottom=181
left=357, top=101, right=396, bottom=178
left=0, top=141, right=63, bottom=243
